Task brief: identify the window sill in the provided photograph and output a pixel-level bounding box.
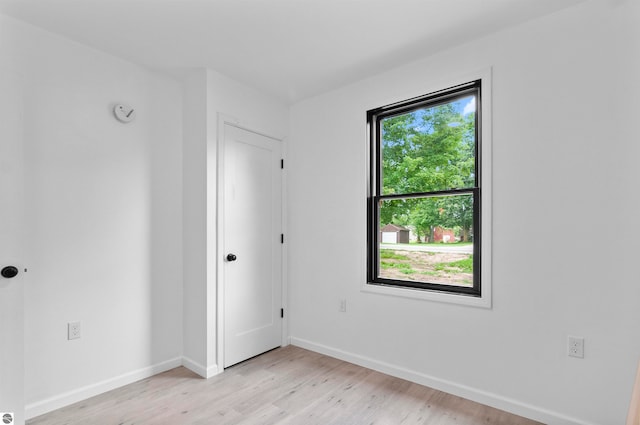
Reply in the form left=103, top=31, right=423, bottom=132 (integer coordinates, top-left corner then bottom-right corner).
left=361, top=281, right=492, bottom=308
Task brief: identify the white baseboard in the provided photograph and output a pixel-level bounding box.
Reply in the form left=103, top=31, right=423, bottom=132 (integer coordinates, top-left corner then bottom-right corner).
left=290, top=337, right=597, bottom=425
left=182, top=356, right=219, bottom=379
left=26, top=356, right=223, bottom=420
left=25, top=357, right=182, bottom=420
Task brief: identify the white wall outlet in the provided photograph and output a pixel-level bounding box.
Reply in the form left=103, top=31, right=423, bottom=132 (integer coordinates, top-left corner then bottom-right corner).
left=68, top=321, right=81, bottom=340
left=339, top=299, right=347, bottom=313
left=568, top=336, right=584, bottom=358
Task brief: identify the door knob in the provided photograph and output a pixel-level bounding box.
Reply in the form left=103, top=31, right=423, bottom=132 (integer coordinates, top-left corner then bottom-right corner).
left=226, top=254, right=237, bottom=262
left=1, top=266, right=19, bottom=278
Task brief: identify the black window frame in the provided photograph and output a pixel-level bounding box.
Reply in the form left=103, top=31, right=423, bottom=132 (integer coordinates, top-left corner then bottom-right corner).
left=367, top=80, right=482, bottom=297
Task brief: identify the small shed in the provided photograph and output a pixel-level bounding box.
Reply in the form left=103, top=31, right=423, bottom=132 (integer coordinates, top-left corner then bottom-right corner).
left=380, top=224, right=410, bottom=244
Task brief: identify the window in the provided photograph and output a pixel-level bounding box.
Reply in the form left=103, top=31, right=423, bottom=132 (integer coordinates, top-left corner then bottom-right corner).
left=367, top=80, right=483, bottom=297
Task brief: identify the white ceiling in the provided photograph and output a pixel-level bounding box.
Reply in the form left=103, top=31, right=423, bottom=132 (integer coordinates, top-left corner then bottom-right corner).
left=0, top=0, right=585, bottom=104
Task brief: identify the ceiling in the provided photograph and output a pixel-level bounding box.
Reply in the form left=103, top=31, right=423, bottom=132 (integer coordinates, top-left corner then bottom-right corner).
left=0, top=0, right=585, bottom=104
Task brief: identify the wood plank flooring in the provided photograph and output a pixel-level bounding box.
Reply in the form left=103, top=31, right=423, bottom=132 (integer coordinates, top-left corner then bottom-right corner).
left=28, top=346, right=543, bottom=425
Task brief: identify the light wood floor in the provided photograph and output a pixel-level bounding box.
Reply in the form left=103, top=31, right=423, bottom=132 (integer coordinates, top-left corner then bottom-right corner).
left=28, top=346, right=542, bottom=425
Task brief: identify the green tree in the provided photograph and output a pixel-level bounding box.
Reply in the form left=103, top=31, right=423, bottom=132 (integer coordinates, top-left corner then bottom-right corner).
left=380, top=98, right=475, bottom=241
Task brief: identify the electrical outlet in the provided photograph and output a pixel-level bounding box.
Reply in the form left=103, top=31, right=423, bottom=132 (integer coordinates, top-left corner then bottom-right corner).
left=567, top=336, right=584, bottom=358
left=68, top=322, right=81, bottom=340
left=339, top=299, right=347, bottom=313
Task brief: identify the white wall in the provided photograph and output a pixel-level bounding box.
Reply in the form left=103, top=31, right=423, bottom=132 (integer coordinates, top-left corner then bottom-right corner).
left=182, top=69, right=209, bottom=374
left=288, top=1, right=640, bottom=424
left=3, top=12, right=287, bottom=414
left=0, top=15, right=184, bottom=417
left=181, top=69, right=288, bottom=375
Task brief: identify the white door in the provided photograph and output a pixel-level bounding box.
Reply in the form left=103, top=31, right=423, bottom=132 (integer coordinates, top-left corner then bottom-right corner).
left=0, top=71, right=25, bottom=424
left=223, top=124, right=282, bottom=368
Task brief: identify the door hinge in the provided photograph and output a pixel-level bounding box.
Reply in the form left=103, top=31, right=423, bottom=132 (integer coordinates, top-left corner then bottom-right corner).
left=281, top=159, right=284, bottom=169
left=280, top=308, right=284, bottom=318
left=281, top=234, right=284, bottom=244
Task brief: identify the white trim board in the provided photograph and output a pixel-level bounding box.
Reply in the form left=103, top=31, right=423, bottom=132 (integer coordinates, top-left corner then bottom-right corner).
left=25, top=357, right=182, bottom=420
left=182, top=356, right=219, bottom=379
left=290, top=337, right=598, bottom=425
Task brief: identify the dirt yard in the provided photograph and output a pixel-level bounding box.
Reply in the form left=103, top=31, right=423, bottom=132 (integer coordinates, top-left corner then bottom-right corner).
left=379, top=249, right=473, bottom=287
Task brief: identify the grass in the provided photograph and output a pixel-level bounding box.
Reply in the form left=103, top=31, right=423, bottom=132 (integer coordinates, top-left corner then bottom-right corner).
left=434, top=255, right=473, bottom=274
left=380, top=250, right=410, bottom=260
left=380, top=261, right=415, bottom=274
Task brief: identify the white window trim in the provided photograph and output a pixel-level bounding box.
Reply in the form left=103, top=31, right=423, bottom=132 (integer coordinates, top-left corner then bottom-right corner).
left=362, top=67, right=492, bottom=309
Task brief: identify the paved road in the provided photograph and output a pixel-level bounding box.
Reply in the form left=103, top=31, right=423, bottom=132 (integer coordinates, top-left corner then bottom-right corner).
left=380, top=243, right=473, bottom=254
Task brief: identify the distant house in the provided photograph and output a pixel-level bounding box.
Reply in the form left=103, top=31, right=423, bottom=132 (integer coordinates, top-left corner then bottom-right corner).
left=433, top=226, right=456, bottom=243
left=380, top=224, right=410, bottom=244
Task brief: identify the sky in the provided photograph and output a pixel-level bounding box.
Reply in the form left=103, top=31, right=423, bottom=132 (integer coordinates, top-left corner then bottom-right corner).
left=461, top=96, right=475, bottom=115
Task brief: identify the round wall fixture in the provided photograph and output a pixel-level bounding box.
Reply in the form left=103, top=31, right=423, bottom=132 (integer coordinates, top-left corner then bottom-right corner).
left=113, top=104, right=136, bottom=123
left=1, top=265, right=18, bottom=278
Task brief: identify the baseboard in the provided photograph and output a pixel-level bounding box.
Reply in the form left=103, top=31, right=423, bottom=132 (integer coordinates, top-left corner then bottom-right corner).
left=25, top=357, right=182, bottom=420
left=290, top=337, right=598, bottom=425
left=181, top=356, right=219, bottom=379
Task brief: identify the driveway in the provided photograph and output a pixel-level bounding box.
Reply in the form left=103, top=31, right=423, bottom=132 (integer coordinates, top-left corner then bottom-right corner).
left=380, top=243, right=473, bottom=254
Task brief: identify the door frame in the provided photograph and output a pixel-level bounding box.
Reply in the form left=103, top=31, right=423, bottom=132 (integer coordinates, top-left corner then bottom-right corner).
left=215, top=114, right=288, bottom=371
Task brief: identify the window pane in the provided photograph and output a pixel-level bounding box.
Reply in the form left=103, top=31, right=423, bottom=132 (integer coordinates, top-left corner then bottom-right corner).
left=381, top=95, right=476, bottom=195
left=378, top=194, right=474, bottom=287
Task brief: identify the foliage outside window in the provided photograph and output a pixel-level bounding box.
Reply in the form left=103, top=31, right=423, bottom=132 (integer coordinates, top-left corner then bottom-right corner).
left=367, top=81, right=481, bottom=296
